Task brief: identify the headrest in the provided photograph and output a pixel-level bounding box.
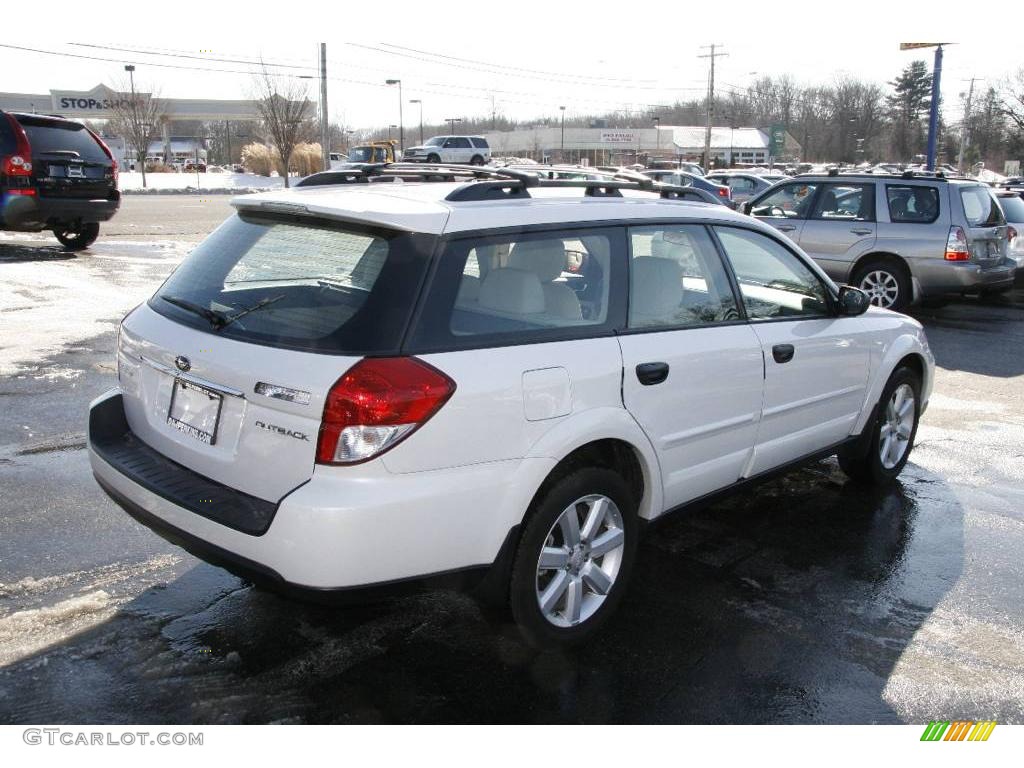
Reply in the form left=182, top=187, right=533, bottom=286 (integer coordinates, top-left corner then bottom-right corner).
left=631, top=257, right=683, bottom=317
left=479, top=268, right=545, bottom=315
left=509, top=240, right=567, bottom=283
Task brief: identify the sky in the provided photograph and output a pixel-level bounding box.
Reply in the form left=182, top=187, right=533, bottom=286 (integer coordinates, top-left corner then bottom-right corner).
left=0, top=0, right=1019, bottom=134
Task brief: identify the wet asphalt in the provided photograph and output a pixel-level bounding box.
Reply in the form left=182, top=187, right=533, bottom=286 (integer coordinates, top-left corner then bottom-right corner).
left=0, top=195, right=1022, bottom=724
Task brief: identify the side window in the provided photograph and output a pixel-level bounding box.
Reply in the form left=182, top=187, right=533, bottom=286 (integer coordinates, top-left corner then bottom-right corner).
left=451, top=137, right=472, bottom=149
left=628, top=225, right=740, bottom=328
left=750, top=182, right=819, bottom=219
left=470, top=137, right=489, bottom=149
left=432, top=229, right=614, bottom=341
left=886, top=185, right=939, bottom=223
left=960, top=187, right=1005, bottom=226
left=729, top=177, right=756, bottom=195
left=714, top=227, right=831, bottom=320
left=811, top=183, right=875, bottom=221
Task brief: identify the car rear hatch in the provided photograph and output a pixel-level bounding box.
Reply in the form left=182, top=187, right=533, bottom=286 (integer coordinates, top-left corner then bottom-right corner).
left=115, top=208, right=437, bottom=504
left=959, top=184, right=1008, bottom=265
left=17, top=114, right=116, bottom=200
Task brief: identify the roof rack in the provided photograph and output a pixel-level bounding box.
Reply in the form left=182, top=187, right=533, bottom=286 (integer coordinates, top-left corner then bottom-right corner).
left=810, top=169, right=955, bottom=182
left=295, top=162, right=537, bottom=188
left=294, top=161, right=719, bottom=204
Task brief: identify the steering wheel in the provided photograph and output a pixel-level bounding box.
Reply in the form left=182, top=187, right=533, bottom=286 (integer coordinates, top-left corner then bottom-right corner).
left=770, top=206, right=788, bottom=218
left=717, top=305, right=740, bottom=322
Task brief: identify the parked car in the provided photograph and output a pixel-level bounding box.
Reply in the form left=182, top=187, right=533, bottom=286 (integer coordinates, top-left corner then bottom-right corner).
left=183, top=161, right=207, bottom=173
left=706, top=171, right=778, bottom=204
left=0, top=111, right=119, bottom=250
left=88, top=168, right=933, bottom=647
left=641, top=168, right=733, bottom=206
left=742, top=171, right=1015, bottom=310
left=402, top=135, right=491, bottom=165
left=994, top=190, right=1024, bottom=271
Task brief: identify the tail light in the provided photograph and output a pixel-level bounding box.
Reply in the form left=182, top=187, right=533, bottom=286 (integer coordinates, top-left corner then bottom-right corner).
left=717, top=186, right=731, bottom=199
left=2, top=113, right=35, bottom=196
left=316, top=357, right=455, bottom=465
left=86, top=127, right=118, bottom=185
left=944, top=225, right=970, bottom=261
left=1009, top=225, right=1018, bottom=242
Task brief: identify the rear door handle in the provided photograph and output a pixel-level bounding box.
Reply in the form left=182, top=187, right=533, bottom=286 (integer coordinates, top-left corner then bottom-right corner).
left=636, top=362, right=670, bottom=385
left=772, top=344, right=795, bottom=364
left=850, top=228, right=873, bottom=236
left=776, top=224, right=797, bottom=232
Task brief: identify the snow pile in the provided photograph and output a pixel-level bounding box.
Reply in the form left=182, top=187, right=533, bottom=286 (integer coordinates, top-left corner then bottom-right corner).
left=119, top=171, right=289, bottom=194
left=0, top=590, right=116, bottom=667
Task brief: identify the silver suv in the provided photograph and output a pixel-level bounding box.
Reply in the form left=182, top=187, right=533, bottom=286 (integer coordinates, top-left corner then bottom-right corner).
left=402, top=135, right=491, bottom=165
left=743, top=171, right=1015, bottom=311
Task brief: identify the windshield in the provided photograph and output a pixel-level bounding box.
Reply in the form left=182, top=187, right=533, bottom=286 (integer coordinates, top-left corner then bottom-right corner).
left=998, top=195, right=1024, bottom=223
left=425, top=137, right=446, bottom=146
left=149, top=213, right=435, bottom=354
left=18, top=117, right=109, bottom=163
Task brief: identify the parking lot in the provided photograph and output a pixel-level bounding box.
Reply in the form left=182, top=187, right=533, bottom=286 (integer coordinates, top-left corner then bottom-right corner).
left=1, top=193, right=1023, bottom=724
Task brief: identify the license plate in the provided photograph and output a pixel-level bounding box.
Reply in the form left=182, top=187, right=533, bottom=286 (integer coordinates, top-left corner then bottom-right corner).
left=67, top=165, right=84, bottom=178
left=167, top=379, right=222, bottom=445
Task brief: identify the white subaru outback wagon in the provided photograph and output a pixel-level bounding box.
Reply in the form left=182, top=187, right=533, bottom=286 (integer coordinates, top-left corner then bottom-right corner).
left=88, top=165, right=934, bottom=647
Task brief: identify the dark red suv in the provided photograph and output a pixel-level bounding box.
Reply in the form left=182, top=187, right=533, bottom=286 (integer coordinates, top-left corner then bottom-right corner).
left=1, top=111, right=120, bottom=250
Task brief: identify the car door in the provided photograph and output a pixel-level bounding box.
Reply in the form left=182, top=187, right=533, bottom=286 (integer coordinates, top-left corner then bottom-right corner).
left=617, top=224, right=765, bottom=510
left=713, top=225, right=871, bottom=477
left=747, top=180, right=821, bottom=244
left=797, top=182, right=877, bottom=281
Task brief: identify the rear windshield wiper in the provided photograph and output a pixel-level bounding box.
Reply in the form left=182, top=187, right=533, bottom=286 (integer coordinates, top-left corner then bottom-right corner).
left=218, top=294, right=286, bottom=329
left=159, top=294, right=231, bottom=329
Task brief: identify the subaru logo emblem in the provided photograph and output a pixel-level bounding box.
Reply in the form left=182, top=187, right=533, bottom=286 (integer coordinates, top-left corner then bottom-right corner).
left=174, top=356, right=191, bottom=372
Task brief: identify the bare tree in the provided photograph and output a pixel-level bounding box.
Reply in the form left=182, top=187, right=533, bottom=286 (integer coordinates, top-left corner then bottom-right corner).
left=251, top=66, right=314, bottom=188
left=108, top=80, right=167, bottom=188
left=1001, top=68, right=1024, bottom=133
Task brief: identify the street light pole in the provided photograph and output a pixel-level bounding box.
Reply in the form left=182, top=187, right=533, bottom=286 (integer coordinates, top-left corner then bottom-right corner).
left=386, top=79, right=403, bottom=153
left=410, top=99, right=423, bottom=145
left=445, top=117, right=462, bottom=134
left=653, top=116, right=660, bottom=153
left=559, top=106, right=566, bottom=162
left=124, top=64, right=136, bottom=169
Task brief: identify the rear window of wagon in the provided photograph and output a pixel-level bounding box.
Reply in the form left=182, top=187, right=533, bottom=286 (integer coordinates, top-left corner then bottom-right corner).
left=149, top=212, right=435, bottom=355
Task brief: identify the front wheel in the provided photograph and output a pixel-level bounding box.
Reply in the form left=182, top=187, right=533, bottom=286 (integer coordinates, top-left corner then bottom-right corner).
left=426, top=153, right=440, bottom=164
left=54, top=223, right=100, bottom=251
left=852, top=260, right=911, bottom=312
left=839, top=366, right=921, bottom=484
left=509, top=467, right=638, bottom=648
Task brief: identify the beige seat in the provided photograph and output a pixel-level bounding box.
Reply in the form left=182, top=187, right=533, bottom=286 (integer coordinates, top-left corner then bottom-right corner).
left=630, top=257, right=683, bottom=327
left=509, top=240, right=582, bottom=320
left=478, top=268, right=545, bottom=318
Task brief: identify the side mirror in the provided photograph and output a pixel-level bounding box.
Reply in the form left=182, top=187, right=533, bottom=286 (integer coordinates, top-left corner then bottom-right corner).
left=837, top=285, right=870, bottom=316
left=741, top=201, right=753, bottom=215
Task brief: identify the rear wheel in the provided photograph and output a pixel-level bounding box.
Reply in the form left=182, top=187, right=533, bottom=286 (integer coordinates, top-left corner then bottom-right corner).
left=852, top=259, right=911, bottom=312
left=510, top=467, right=638, bottom=648
left=469, top=155, right=485, bottom=166
left=839, top=366, right=921, bottom=484
left=54, top=223, right=100, bottom=251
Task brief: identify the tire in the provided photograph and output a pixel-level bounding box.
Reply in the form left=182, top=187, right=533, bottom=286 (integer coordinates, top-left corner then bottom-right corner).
left=54, top=223, right=100, bottom=251
left=838, top=366, right=921, bottom=485
left=852, top=259, right=912, bottom=312
left=426, top=153, right=440, bottom=164
left=509, top=467, right=638, bottom=648
left=469, top=155, right=485, bottom=166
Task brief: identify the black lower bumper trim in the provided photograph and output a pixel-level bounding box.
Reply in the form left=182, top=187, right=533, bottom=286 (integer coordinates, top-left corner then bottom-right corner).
left=89, top=394, right=278, bottom=535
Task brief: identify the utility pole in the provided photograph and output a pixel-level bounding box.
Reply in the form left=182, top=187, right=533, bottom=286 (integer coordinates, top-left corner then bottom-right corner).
left=319, top=43, right=330, bottom=171
left=957, top=77, right=976, bottom=173
left=699, top=44, right=727, bottom=170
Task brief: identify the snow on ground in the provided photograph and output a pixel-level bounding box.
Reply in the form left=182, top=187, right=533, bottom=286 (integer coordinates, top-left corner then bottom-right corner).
left=119, top=171, right=289, bottom=193
left=0, top=235, right=189, bottom=376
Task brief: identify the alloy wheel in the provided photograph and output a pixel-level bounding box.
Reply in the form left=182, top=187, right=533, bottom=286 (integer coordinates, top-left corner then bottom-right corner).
left=535, top=494, right=625, bottom=628
left=859, top=270, right=900, bottom=308
left=880, top=383, right=915, bottom=469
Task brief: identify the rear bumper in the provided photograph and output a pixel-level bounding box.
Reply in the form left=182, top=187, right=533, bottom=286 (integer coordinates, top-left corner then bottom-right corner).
left=912, top=257, right=1016, bottom=295
left=88, top=389, right=532, bottom=597
left=1, top=190, right=120, bottom=231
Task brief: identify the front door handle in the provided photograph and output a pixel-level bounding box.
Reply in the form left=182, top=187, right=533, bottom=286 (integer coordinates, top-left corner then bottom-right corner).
left=850, top=228, right=873, bottom=236
left=636, top=362, right=670, bottom=386
left=776, top=224, right=797, bottom=232
left=772, top=344, right=795, bottom=364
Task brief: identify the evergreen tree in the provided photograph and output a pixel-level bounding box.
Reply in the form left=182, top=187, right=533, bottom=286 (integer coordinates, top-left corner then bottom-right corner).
left=886, top=60, right=933, bottom=160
